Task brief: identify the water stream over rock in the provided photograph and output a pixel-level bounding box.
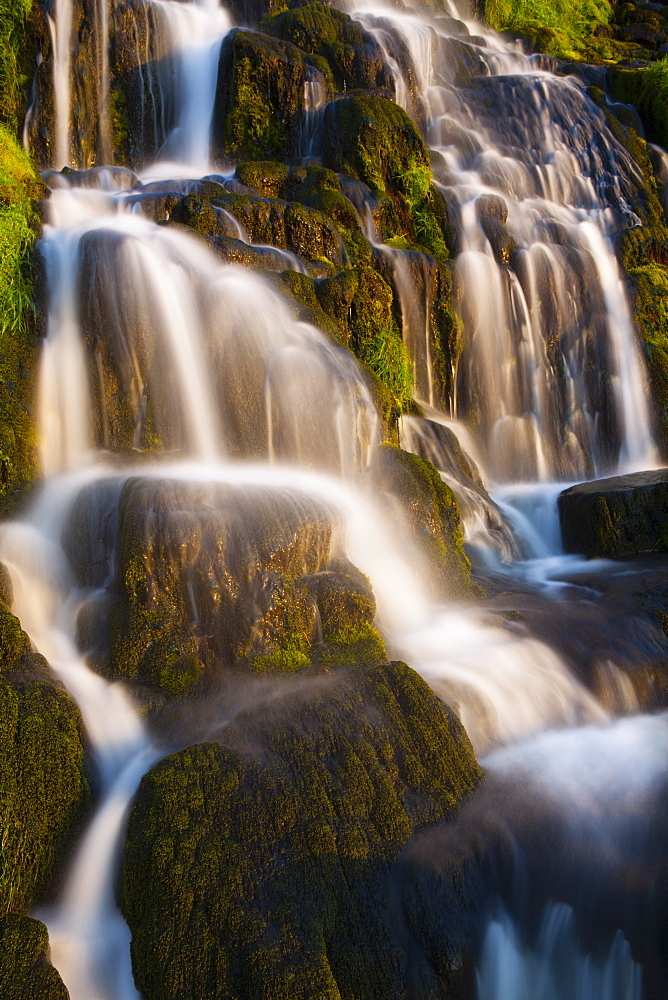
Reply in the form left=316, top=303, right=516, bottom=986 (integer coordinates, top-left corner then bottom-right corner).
left=8, top=0, right=668, bottom=995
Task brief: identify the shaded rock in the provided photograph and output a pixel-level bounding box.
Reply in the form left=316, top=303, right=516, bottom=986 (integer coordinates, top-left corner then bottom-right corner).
left=558, top=469, right=668, bottom=557
left=0, top=652, right=89, bottom=916
left=0, top=915, right=68, bottom=1000
left=122, top=661, right=483, bottom=1000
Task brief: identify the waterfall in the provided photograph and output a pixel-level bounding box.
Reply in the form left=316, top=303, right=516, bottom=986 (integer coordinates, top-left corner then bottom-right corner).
left=354, top=3, right=658, bottom=482
left=7, top=0, right=668, bottom=995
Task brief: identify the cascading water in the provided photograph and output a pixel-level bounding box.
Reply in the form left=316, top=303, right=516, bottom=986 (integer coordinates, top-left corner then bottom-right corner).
left=9, top=0, right=668, bottom=995
left=356, top=2, right=657, bottom=482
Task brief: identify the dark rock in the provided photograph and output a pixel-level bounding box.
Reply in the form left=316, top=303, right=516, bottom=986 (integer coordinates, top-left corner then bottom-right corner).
left=122, top=661, right=483, bottom=1000
left=0, top=655, right=89, bottom=915
left=620, top=21, right=662, bottom=42
left=558, top=469, right=668, bottom=557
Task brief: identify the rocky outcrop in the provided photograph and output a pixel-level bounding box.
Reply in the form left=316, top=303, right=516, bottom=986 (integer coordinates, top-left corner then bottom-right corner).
left=558, top=469, right=668, bottom=557
left=122, top=661, right=483, bottom=1000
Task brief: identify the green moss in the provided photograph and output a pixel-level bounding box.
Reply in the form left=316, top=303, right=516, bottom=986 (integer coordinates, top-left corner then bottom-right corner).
left=0, top=672, right=89, bottom=916
left=370, top=445, right=474, bottom=598
left=0, top=915, right=68, bottom=999
left=609, top=60, right=668, bottom=150
left=626, top=262, right=668, bottom=452
left=122, top=662, right=482, bottom=1000
left=479, top=0, right=612, bottom=59
left=216, top=30, right=316, bottom=161
left=234, top=159, right=290, bottom=199
left=0, top=128, right=43, bottom=508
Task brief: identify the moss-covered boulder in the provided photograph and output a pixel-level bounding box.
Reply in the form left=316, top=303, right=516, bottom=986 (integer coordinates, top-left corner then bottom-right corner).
left=369, top=445, right=474, bottom=597
left=0, top=915, right=68, bottom=999
left=558, top=469, right=668, bottom=557
left=68, top=477, right=386, bottom=697
left=122, top=661, right=483, bottom=1000
left=262, top=3, right=394, bottom=94
left=0, top=652, right=89, bottom=916
left=213, top=29, right=324, bottom=161
left=322, top=95, right=449, bottom=259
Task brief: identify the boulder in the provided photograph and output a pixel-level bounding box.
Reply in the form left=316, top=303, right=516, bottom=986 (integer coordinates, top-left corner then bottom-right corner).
left=122, top=661, right=483, bottom=1000
left=0, top=651, right=90, bottom=916
left=262, top=3, right=394, bottom=94
left=67, top=477, right=387, bottom=697
left=558, top=469, right=668, bottom=557
left=0, top=915, right=68, bottom=1000
left=213, top=29, right=321, bottom=161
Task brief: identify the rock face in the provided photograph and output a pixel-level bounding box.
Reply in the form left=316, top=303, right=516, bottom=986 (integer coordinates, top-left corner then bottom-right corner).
left=122, top=661, right=483, bottom=1000
left=558, top=469, right=668, bottom=557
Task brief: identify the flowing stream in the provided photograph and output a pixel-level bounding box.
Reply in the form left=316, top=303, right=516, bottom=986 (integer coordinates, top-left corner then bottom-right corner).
left=10, top=0, right=668, bottom=996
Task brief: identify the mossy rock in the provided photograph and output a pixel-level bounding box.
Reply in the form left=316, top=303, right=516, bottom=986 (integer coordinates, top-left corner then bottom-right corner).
left=262, top=3, right=393, bottom=94
left=213, top=29, right=322, bottom=161
left=322, top=95, right=448, bottom=259
left=0, top=661, right=89, bottom=916
left=626, top=261, right=668, bottom=453
left=0, top=128, right=44, bottom=511
left=212, top=190, right=348, bottom=267
left=122, top=661, right=482, bottom=1000
left=305, top=569, right=386, bottom=666
left=70, top=477, right=388, bottom=696
left=558, top=469, right=668, bottom=557
left=369, top=445, right=474, bottom=598
left=609, top=61, right=668, bottom=153
left=0, top=915, right=68, bottom=999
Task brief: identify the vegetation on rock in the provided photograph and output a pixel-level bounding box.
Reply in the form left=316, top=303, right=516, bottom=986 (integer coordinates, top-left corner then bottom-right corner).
left=122, top=661, right=483, bottom=1000
left=0, top=129, right=43, bottom=508
left=0, top=915, right=69, bottom=999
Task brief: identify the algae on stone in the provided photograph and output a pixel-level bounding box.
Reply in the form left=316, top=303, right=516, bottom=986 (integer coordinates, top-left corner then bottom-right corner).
left=122, top=661, right=482, bottom=1000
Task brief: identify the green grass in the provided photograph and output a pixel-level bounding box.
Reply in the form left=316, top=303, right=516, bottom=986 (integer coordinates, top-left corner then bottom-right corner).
left=0, top=0, right=32, bottom=132
left=482, top=0, right=612, bottom=58
left=0, top=126, right=43, bottom=502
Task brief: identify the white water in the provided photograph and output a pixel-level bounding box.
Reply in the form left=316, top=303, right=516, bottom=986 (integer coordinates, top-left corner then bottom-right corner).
left=49, top=0, right=73, bottom=167
left=149, top=0, right=231, bottom=171
left=477, top=902, right=642, bottom=1000
left=354, top=2, right=657, bottom=482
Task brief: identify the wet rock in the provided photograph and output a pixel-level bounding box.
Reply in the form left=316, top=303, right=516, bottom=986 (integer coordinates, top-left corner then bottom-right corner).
left=122, top=661, right=482, bottom=1000
left=262, top=3, right=394, bottom=94
left=0, top=654, right=89, bottom=916
left=368, top=445, right=474, bottom=598
left=66, top=477, right=386, bottom=698
left=558, top=469, right=668, bottom=557
left=479, top=212, right=517, bottom=265
left=213, top=29, right=319, bottom=161
left=475, top=193, right=508, bottom=225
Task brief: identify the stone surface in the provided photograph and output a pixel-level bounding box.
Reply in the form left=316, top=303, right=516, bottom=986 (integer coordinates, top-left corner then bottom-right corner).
left=558, top=469, right=668, bottom=557
left=122, top=661, right=483, bottom=1000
